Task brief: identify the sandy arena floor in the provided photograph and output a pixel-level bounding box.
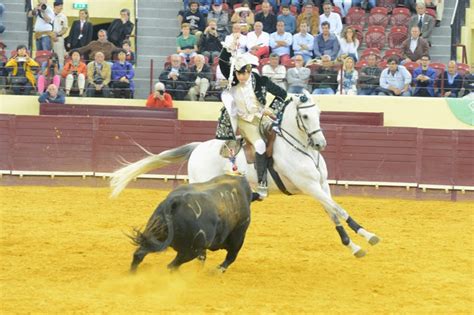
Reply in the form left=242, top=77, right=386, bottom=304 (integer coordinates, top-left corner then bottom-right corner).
left=0, top=186, right=473, bottom=314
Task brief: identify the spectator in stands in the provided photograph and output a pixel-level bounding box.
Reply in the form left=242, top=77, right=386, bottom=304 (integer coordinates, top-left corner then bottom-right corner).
left=297, top=2, right=319, bottom=36
left=424, top=0, right=443, bottom=27
left=311, top=54, right=337, bottom=94
left=213, top=64, right=228, bottom=91
left=77, top=30, right=119, bottom=62
left=462, top=66, right=474, bottom=98
left=38, top=83, right=65, bottom=104
left=246, top=21, right=270, bottom=59
left=199, top=19, right=223, bottom=63
left=378, top=56, right=412, bottom=96
left=269, top=21, right=292, bottom=64
left=286, top=55, right=310, bottom=93
left=224, top=23, right=248, bottom=54
left=278, top=5, right=296, bottom=34
left=292, top=22, right=314, bottom=64
left=231, top=1, right=255, bottom=31
left=28, top=0, right=55, bottom=51
left=255, top=1, right=277, bottom=34
left=5, top=45, right=39, bottom=95
left=338, top=26, right=359, bottom=62
left=408, top=3, right=435, bottom=44
left=357, top=53, right=381, bottom=95
left=319, top=1, right=342, bottom=37
left=0, top=3, right=5, bottom=34
left=182, top=0, right=212, bottom=15
left=111, top=49, right=135, bottom=98
left=146, top=82, right=173, bottom=108
left=442, top=60, right=463, bottom=98
left=401, top=26, right=430, bottom=64
left=351, top=0, right=376, bottom=11
left=52, top=1, right=68, bottom=68
left=121, top=40, right=135, bottom=65
left=333, top=0, right=351, bottom=17
left=180, top=0, right=206, bottom=40
left=187, top=54, right=212, bottom=101
left=177, top=23, right=198, bottom=62
left=65, top=9, right=93, bottom=51
left=61, top=49, right=87, bottom=96
left=412, top=54, right=436, bottom=97
left=107, top=8, right=135, bottom=47
left=86, top=51, right=111, bottom=97
left=262, top=53, right=287, bottom=89
left=159, top=54, right=190, bottom=100
left=313, top=21, right=340, bottom=61
left=37, top=52, right=60, bottom=94
left=336, top=56, right=358, bottom=95
left=207, top=0, right=230, bottom=40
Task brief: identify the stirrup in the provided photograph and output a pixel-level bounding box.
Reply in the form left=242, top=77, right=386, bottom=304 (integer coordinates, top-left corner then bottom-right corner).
left=257, top=182, right=268, bottom=198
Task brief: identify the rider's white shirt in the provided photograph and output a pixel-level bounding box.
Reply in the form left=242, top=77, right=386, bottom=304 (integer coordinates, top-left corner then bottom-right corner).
left=232, top=77, right=260, bottom=122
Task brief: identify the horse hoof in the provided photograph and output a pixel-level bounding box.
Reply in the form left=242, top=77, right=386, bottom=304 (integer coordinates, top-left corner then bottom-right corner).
left=353, top=249, right=366, bottom=258
left=368, top=235, right=380, bottom=246
left=217, top=265, right=227, bottom=273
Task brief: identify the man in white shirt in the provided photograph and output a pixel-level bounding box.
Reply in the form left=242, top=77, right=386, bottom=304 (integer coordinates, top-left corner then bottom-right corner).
left=292, top=21, right=314, bottom=64
left=262, top=53, right=286, bottom=89
left=224, top=23, right=248, bottom=54
left=52, top=1, right=68, bottom=67
left=29, top=0, right=55, bottom=51
left=246, top=22, right=270, bottom=59
left=319, top=2, right=343, bottom=37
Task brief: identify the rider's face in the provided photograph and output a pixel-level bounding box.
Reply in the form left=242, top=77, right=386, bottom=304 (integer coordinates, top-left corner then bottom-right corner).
left=236, top=70, right=251, bottom=83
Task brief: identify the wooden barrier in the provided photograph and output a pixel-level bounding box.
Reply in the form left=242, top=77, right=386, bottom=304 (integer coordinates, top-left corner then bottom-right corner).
left=0, top=114, right=472, bottom=187
left=40, top=104, right=178, bottom=120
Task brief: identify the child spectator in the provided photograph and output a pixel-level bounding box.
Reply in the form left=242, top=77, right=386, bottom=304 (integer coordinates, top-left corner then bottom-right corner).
left=5, top=44, right=39, bottom=95
left=122, top=40, right=135, bottom=65
left=111, top=49, right=135, bottom=98
left=37, top=52, right=60, bottom=94
left=61, top=49, right=87, bottom=96
left=336, top=56, right=358, bottom=95
left=177, top=23, right=198, bottom=62
left=146, top=82, right=173, bottom=108
left=38, top=83, right=65, bottom=104
left=277, top=5, right=296, bottom=34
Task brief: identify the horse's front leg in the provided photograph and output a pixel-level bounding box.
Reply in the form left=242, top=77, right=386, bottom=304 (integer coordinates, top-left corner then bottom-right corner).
left=320, top=181, right=380, bottom=246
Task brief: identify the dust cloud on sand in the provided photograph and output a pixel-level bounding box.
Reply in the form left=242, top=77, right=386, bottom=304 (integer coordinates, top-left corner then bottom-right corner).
left=1, top=186, right=472, bottom=314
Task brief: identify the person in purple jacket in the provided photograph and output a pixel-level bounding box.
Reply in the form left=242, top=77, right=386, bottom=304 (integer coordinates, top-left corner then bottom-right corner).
left=111, top=49, right=135, bottom=98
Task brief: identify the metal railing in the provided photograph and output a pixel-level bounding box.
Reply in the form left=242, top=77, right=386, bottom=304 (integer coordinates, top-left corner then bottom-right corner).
left=450, top=0, right=470, bottom=63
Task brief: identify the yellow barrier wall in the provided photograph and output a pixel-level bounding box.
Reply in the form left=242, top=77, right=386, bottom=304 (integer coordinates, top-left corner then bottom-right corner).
left=1, top=95, right=472, bottom=130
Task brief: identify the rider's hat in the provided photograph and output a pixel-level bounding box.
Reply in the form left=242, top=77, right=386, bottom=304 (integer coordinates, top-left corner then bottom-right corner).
left=234, top=53, right=259, bottom=73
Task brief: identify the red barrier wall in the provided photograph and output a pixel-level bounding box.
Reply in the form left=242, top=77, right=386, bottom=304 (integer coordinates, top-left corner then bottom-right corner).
left=0, top=115, right=472, bottom=186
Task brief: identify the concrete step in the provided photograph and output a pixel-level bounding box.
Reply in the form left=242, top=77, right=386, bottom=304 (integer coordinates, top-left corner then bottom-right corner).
left=137, top=17, right=179, bottom=28
left=1, top=31, right=28, bottom=41
left=2, top=11, right=28, bottom=23
left=139, top=35, right=177, bottom=46
left=137, top=8, right=180, bottom=19
left=139, top=0, right=183, bottom=7
left=139, top=26, right=179, bottom=37
left=2, top=2, right=26, bottom=13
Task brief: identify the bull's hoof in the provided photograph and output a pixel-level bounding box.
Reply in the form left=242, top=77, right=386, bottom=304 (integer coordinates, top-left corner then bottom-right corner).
left=353, top=248, right=366, bottom=258
left=368, top=235, right=380, bottom=246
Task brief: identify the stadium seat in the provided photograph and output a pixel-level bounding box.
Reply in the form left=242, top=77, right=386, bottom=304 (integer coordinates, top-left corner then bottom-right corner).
left=331, top=5, right=341, bottom=18
left=34, top=50, right=53, bottom=65
left=390, top=8, right=411, bottom=26
left=456, top=63, right=470, bottom=76
left=378, top=59, right=387, bottom=70
left=387, top=26, right=408, bottom=49
left=403, top=61, right=420, bottom=75
left=346, top=7, right=366, bottom=26
left=282, top=58, right=296, bottom=69
left=377, top=0, right=398, bottom=12
left=383, top=48, right=403, bottom=61
left=368, top=7, right=389, bottom=27
left=257, top=57, right=270, bottom=73
left=360, top=47, right=381, bottom=61
left=279, top=5, right=298, bottom=15
left=355, top=59, right=368, bottom=71
left=430, top=62, right=446, bottom=78
left=350, top=25, right=364, bottom=46
left=365, top=27, right=386, bottom=50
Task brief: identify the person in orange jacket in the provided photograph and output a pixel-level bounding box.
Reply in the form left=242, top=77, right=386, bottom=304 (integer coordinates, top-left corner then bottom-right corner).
left=146, top=82, right=173, bottom=108
left=61, top=49, right=87, bottom=96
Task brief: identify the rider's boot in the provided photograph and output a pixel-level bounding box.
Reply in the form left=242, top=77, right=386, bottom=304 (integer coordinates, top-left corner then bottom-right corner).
left=255, top=153, right=268, bottom=199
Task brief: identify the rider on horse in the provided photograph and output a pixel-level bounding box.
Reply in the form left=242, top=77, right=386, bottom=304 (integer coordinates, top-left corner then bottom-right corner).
left=215, top=43, right=288, bottom=198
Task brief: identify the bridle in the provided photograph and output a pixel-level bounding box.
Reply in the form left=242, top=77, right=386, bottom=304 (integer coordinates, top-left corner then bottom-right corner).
left=295, top=102, right=324, bottom=148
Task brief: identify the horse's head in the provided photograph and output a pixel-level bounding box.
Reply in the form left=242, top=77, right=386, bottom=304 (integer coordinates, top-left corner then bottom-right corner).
left=292, top=90, right=327, bottom=151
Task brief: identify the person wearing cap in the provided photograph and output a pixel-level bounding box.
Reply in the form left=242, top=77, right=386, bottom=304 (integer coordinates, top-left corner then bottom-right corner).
left=216, top=44, right=288, bottom=198
left=5, top=45, right=39, bottom=95
left=146, top=82, right=173, bottom=108
left=52, top=1, right=68, bottom=68
left=207, top=0, right=230, bottom=39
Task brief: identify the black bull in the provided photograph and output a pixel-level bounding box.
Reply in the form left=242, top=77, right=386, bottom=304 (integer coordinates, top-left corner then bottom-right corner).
left=129, top=174, right=256, bottom=273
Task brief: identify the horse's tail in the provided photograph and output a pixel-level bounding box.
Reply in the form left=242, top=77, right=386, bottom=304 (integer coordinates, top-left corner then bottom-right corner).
left=110, top=142, right=201, bottom=198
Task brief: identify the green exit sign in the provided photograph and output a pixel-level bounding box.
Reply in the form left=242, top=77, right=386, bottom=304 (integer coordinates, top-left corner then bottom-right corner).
left=72, top=3, right=88, bottom=10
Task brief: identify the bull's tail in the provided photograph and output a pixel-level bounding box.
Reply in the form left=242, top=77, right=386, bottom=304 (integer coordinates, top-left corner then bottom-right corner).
left=110, top=142, right=201, bottom=198
left=129, top=212, right=175, bottom=253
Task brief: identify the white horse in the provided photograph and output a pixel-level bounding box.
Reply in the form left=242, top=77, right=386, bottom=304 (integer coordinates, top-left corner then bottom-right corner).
left=111, top=91, right=380, bottom=257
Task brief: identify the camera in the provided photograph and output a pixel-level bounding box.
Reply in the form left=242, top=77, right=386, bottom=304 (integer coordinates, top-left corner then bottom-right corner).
left=16, top=56, right=27, bottom=63
left=157, top=90, right=164, bottom=95
left=50, top=57, right=58, bottom=65
left=40, top=3, right=47, bottom=10
left=72, top=70, right=78, bottom=76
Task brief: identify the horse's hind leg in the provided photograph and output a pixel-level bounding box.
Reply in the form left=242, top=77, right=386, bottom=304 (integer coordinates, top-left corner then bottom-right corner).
left=321, top=182, right=380, bottom=246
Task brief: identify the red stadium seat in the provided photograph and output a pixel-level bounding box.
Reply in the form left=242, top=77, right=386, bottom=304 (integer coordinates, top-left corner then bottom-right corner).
left=306, top=63, right=321, bottom=74
left=258, top=57, right=270, bottom=73
left=368, top=7, right=389, bottom=27
left=279, top=5, right=298, bottom=15
left=35, top=50, right=53, bottom=65
left=355, top=59, right=368, bottom=71
left=383, top=48, right=403, bottom=61
left=331, top=5, right=341, bottom=18
left=360, top=47, right=381, bottom=61
left=378, top=59, right=388, bottom=70
left=282, top=58, right=296, bottom=69
left=426, top=8, right=437, bottom=19
left=456, top=63, right=470, bottom=76
left=387, top=27, right=408, bottom=49
left=346, top=7, right=366, bottom=26
left=430, top=62, right=446, bottom=77
left=403, top=61, right=420, bottom=75
left=390, top=9, right=411, bottom=26
left=365, top=27, right=386, bottom=50
left=350, top=25, right=364, bottom=46
left=377, top=0, right=398, bottom=12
